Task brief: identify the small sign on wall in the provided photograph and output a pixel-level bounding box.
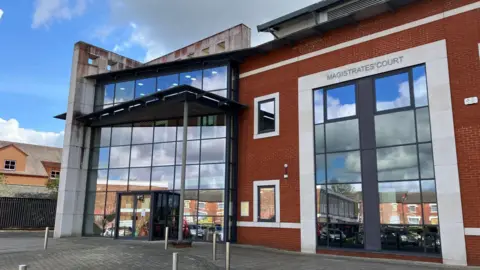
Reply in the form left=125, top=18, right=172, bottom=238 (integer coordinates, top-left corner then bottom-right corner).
left=241, top=201, right=249, bottom=217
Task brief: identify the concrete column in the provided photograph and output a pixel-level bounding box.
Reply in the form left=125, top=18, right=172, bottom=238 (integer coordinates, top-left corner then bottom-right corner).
left=54, top=43, right=94, bottom=238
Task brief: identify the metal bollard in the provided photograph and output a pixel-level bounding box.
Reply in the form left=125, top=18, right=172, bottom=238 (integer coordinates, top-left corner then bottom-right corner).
left=44, top=227, right=49, bottom=250
left=19, top=265, right=27, bottom=270
left=165, top=227, right=169, bottom=250
left=172, top=252, right=178, bottom=270
left=212, top=232, right=217, bottom=261
left=226, top=242, right=230, bottom=270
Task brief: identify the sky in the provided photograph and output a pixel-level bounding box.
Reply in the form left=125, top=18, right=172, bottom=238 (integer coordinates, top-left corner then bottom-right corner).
left=0, top=0, right=320, bottom=148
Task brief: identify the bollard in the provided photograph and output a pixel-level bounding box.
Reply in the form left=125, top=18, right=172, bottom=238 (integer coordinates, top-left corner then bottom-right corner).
left=19, top=265, right=27, bottom=270
left=44, top=227, right=49, bottom=250
left=172, top=252, right=178, bottom=270
left=226, top=242, right=230, bottom=270
left=212, top=232, right=217, bottom=261
left=165, top=227, right=169, bottom=250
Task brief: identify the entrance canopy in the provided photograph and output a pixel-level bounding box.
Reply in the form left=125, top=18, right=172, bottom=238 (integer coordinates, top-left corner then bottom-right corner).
left=76, top=85, right=246, bottom=127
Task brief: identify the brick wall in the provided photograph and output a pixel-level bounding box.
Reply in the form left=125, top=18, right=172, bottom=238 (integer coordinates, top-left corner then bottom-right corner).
left=236, top=0, right=480, bottom=264
left=237, top=227, right=300, bottom=251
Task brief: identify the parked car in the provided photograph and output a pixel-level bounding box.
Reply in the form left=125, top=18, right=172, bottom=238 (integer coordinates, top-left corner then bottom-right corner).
left=188, top=225, right=204, bottom=238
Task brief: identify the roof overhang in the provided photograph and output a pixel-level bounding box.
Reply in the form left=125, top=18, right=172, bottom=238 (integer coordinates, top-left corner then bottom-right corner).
left=76, top=85, right=246, bottom=127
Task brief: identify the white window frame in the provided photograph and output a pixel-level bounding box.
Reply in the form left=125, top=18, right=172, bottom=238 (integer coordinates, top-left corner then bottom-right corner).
left=407, top=204, right=417, bottom=213
left=253, top=180, right=280, bottom=223
left=408, top=216, right=421, bottom=225
left=430, top=203, right=438, bottom=213
left=4, top=160, right=16, bottom=171
left=254, top=92, right=280, bottom=139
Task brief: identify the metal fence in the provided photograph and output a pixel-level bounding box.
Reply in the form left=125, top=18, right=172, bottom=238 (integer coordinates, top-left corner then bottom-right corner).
left=0, top=197, right=56, bottom=229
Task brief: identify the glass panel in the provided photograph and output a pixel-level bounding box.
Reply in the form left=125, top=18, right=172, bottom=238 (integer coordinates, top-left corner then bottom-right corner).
left=104, top=192, right=117, bottom=237
left=152, top=143, right=176, bottom=166
left=109, top=146, right=131, bottom=168
left=135, top=77, right=156, bottom=98
left=201, top=139, right=225, bottom=164
left=326, top=84, right=356, bottom=120
left=422, top=180, right=438, bottom=225
left=87, top=169, right=107, bottom=192
left=377, top=145, right=419, bottom=181
left=424, top=226, right=441, bottom=253
left=375, top=72, right=411, bottom=111
left=107, top=168, right=128, bottom=192
left=203, top=66, right=227, bottom=91
left=103, top=84, right=115, bottom=105
left=177, top=117, right=201, bottom=140
left=379, top=181, right=421, bottom=225
left=258, top=186, right=275, bottom=222
left=419, top=143, right=434, bottom=179
left=315, top=124, right=325, bottom=154
left=111, top=125, right=132, bottom=146
left=157, top=74, right=179, bottom=91
left=132, top=122, right=153, bottom=144
left=413, top=65, right=428, bottom=107
left=83, top=215, right=105, bottom=236
left=198, top=190, right=224, bottom=216
left=375, top=110, right=416, bottom=147
left=380, top=225, right=425, bottom=252
left=315, top=155, right=326, bottom=185
left=202, top=115, right=226, bottom=139
left=114, top=81, right=135, bottom=104
left=180, top=70, right=202, bottom=88
left=314, top=89, right=324, bottom=124
left=200, top=164, right=225, bottom=189
left=258, top=99, right=275, bottom=133
left=326, top=119, right=359, bottom=152
left=134, top=194, right=151, bottom=238
left=85, top=192, right=105, bottom=215
left=176, top=141, right=200, bottom=164
left=151, top=166, right=174, bottom=190
left=326, top=151, right=361, bottom=184
left=174, top=165, right=200, bottom=190
left=91, top=147, right=109, bottom=169
left=93, top=127, right=111, bottom=147
left=197, top=216, right=224, bottom=241
left=210, top=90, right=227, bottom=98
left=183, top=191, right=199, bottom=216
left=118, top=195, right=134, bottom=237
left=416, top=107, right=431, bottom=142
left=327, top=223, right=364, bottom=249
left=128, top=168, right=151, bottom=191
left=130, top=144, right=152, bottom=167
left=154, top=120, right=177, bottom=142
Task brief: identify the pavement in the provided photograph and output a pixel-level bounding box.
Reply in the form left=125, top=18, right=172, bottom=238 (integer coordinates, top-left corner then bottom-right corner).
left=0, top=232, right=475, bottom=270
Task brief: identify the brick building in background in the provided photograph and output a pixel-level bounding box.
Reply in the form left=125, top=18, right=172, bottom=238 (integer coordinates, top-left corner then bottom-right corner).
left=0, top=141, right=62, bottom=198
left=55, top=0, right=480, bottom=267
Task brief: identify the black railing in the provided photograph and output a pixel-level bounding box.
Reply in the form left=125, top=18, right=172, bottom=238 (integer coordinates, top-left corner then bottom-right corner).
left=0, top=197, right=56, bottom=229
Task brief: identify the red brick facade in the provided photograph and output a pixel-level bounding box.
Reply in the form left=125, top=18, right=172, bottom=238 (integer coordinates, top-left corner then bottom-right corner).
left=236, top=0, right=480, bottom=264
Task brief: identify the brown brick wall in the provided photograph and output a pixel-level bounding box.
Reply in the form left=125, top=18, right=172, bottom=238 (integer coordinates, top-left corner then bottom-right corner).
left=466, top=236, right=480, bottom=265
left=236, top=0, right=480, bottom=265
left=237, top=227, right=300, bottom=251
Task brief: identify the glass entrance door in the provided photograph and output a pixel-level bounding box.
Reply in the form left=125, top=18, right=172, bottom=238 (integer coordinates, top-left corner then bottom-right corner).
left=116, top=193, right=151, bottom=239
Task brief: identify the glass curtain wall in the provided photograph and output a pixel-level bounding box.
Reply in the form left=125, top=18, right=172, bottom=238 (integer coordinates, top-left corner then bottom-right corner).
left=313, top=65, right=440, bottom=254
left=84, top=115, right=227, bottom=241
left=94, top=66, right=228, bottom=111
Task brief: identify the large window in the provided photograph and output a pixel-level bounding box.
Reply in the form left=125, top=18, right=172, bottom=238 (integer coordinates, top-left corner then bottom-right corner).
left=86, top=115, right=228, bottom=240
left=254, top=93, right=280, bottom=139
left=313, top=65, right=440, bottom=254
left=314, top=83, right=363, bottom=249
left=258, top=186, right=275, bottom=222
left=258, top=99, right=275, bottom=134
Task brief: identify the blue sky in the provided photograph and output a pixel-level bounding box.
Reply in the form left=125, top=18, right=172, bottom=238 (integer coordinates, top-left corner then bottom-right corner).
left=0, top=0, right=321, bottom=147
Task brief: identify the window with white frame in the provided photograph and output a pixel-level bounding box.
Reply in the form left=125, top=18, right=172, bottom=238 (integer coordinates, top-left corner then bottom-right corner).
left=254, top=180, right=280, bottom=223
left=50, top=170, right=60, bottom=179
left=408, top=205, right=416, bottom=213
left=4, top=160, right=16, bottom=171
left=198, top=202, right=206, bottom=209
left=430, top=203, right=438, bottom=213
left=408, top=216, right=421, bottom=225
left=254, top=93, right=280, bottom=139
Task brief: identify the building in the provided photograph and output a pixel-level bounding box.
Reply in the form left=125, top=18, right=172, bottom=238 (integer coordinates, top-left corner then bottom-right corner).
left=55, top=0, right=480, bottom=266
left=0, top=141, right=62, bottom=197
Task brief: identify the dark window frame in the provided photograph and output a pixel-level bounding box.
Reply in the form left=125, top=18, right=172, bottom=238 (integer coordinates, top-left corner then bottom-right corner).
left=257, top=185, right=276, bottom=223
left=4, top=160, right=16, bottom=171
left=257, top=98, right=276, bottom=134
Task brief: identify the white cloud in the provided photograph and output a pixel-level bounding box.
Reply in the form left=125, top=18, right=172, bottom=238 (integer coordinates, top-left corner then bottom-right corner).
left=32, top=0, right=87, bottom=28
left=0, top=9, right=4, bottom=20
left=97, top=0, right=319, bottom=62
left=0, top=118, right=64, bottom=147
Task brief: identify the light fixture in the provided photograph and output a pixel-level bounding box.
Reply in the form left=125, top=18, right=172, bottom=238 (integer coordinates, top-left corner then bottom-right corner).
left=212, top=71, right=218, bottom=75
left=140, top=93, right=145, bottom=96
left=157, top=88, right=161, bottom=91
left=191, top=78, right=197, bottom=81
left=173, top=83, right=178, bottom=86
left=138, top=83, right=144, bottom=86
left=0, top=9, right=3, bottom=20
left=185, top=75, right=191, bottom=78
left=120, top=87, right=125, bottom=90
